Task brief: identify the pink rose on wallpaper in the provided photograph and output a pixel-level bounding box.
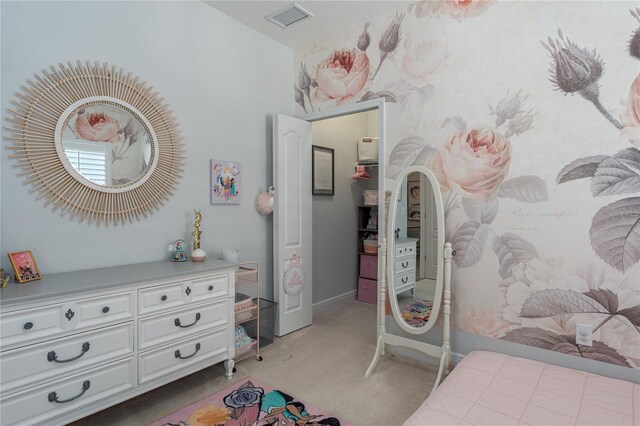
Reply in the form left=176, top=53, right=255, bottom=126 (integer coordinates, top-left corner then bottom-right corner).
left=314, top=49, right=370, bottom=105
left=620, top=73, right=640, bottom=147
left=457, top=307, right=509, bottom=338
left=397, top=38, right=448, bottom=85
left=414, top=0, right=494, bottom=21
left=75, top=111, right=120, bottom=142
left=433, top=126, right=511, bottom=201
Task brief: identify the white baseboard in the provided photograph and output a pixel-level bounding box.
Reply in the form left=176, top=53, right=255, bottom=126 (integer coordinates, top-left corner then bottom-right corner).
left=313, top=290, right=357, bottom=314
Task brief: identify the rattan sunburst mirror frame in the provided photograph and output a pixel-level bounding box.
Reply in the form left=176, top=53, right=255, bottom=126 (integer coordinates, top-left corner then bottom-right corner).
left=5, top=61, right=184, bottom=226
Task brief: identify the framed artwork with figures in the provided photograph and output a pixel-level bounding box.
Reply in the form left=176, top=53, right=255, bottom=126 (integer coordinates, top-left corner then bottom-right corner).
left=7, top=251, right=41, bottom=284
left=211, top=159, right=241, bottom=204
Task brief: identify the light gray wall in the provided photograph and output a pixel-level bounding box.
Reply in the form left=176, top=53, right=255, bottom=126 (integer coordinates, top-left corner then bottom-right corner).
left=1, top=1, right=293, bottom=300
left=311, top=111, right=377, bottom=304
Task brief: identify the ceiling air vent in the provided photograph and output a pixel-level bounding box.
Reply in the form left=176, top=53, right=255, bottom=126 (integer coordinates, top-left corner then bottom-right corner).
left=265, top=3, right=313, bottom=29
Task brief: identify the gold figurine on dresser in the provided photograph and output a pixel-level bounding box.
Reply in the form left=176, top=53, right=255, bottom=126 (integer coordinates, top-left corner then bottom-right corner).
left=191, top=209, right=206, bottom=262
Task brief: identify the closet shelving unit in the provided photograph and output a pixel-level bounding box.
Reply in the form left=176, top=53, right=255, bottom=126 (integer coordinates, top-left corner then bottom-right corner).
left=233, top=261, right=263, bottom=371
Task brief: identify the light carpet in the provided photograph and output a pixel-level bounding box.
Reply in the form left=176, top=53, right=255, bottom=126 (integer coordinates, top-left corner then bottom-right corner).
left=71, top=300, right=437, bottom=426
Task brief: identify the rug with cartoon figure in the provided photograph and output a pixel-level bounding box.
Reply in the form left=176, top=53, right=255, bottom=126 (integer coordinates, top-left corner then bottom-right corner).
left=400, top=299, right=433, bottom=327
left=148, top=377, right=348, bottom=426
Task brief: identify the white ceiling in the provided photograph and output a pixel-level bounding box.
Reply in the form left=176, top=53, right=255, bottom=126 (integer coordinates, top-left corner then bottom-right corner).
left=205, top=1, right=411, bottom=49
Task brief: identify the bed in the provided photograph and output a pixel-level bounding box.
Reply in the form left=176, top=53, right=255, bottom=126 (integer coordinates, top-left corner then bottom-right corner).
left=404, top=351, right=639, bottom=426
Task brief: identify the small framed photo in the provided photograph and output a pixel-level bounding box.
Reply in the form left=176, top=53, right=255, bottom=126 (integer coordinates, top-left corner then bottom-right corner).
left=7, top=251, right=42, bottom=283
left=312, top=145, right=334, bottom=196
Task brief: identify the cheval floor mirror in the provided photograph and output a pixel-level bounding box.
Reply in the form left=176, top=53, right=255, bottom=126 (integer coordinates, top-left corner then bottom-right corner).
left=366, top=165, right=454, bottom=393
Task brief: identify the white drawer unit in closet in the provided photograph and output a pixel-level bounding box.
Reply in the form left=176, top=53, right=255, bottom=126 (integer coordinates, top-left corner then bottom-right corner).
left=0, top=357, right=136, bottom=426
left=138, top=327, right=228, bottom=384
left=0, top=260, right=237, bottom=426
left=394, top=238, right=418, bottom=296
left=0, top=322, right=134, bottom=396
left=138, top=298, right=228, bottom=350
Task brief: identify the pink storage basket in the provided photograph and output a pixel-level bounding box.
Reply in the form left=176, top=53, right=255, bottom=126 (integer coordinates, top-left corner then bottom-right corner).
left=358, top=278, right=377, bottom=304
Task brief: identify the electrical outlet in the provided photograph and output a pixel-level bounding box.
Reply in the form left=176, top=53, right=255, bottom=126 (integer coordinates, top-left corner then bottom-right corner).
left=167, top=244, right=174, bottom=252
left=576, top=323, right=593, bottom=347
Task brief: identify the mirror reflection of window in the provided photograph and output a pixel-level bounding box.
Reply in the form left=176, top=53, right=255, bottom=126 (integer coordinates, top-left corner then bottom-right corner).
left=63, top=140, right=110, bottom=186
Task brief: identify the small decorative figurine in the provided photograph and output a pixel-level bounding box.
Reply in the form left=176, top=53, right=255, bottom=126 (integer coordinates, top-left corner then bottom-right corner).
left=1, top=268, right=9, bottom=288
left=191, top=209, right=206, bottom=262
left=171, top=239, right=188, bottom=262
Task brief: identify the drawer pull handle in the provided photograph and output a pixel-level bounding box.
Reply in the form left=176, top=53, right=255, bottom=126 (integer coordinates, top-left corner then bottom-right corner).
left=175, top=343, right=201, bottom=360
left=161, top=295, right=168, bottom=301
left=102, top=306, right=110, bottom=314
left=185, top=286, right=192, bottom=296
left=24, top=322, right=34, bottom=330
left=208, top=285, right=214, bottom=291
left=175, top=312, right=201, bottom=328
left=402, top=261, right=409, bottom=268
left=48, top=380, right=91, bottom=404
left=47, top=342, right=90, bottom=363
left=65, top=309, right=75, bottom=321
left=402, top=276, right=409, bottom=284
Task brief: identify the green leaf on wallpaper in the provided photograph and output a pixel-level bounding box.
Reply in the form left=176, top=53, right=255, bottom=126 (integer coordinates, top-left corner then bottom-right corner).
left=582, top=289, right=619, bottom=314
left=359, top=91, right=397, bottom=103
left=556, top=155, right=608, bottom=184
left=451, top=221, right=489, bottom=268
left=591, top=148, right=640, bottom=196
left=501, top=327, right=630, bottom=367
left=590, top=197, right=640, bottom=273
left=617, top=306, right=640, bottom=328
left=520, top=289, right=609, bottom=318
left=386, top=136, right=425, bottom=179
left=492, top=233, right=538, bottom=278
left=462, top=197, right=499, bottom=224
left=497, top=175, right=549, bottom=203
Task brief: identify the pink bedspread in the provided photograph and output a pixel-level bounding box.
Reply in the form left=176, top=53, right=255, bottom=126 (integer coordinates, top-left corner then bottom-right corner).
left=404, top=351, right=639, bottom=426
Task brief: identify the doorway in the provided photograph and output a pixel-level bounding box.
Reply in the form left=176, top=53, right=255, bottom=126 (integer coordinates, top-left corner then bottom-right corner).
left=273, top=100, right=386, bottom=336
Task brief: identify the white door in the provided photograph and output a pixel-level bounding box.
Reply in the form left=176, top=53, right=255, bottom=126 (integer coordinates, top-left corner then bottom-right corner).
left=273, top=114, right=313, bottom=336
left=420, top=174, right=438, bottom=280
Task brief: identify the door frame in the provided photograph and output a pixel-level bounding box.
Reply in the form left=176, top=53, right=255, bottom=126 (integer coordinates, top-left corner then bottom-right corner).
left=299, top=98, right=386, bottom=312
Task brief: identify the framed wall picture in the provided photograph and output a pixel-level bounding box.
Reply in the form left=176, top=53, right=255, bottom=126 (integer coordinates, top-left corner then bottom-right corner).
left=211, top=159, right=241, bottom=204
left=407, top=179, right=421, bottom=229
left=312, top=145, right=334, bottom=196
left=7, top=250, right=42, bottom=283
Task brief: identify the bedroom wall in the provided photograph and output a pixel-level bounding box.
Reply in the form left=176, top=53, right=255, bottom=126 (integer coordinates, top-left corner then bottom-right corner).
left=1, top=1, right=293, bottom=300
left=295, top=0, right=640, bottom=374
left=311, top=110, right=377, bottom=304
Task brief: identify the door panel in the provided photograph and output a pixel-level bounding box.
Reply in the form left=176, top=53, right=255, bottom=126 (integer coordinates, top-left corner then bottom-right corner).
left=273, top=114, right=313, bottom=336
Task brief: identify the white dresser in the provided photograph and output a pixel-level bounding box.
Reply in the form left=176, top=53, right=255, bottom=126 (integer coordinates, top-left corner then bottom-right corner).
left=394, top=238, right=418, bottom=296
left=0, top=260, right=237, bottom=426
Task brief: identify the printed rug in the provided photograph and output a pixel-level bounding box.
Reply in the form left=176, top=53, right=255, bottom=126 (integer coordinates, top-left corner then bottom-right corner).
left=148, top=376, right=348, bottom=426
left=400, top=299, right=433, bottom=327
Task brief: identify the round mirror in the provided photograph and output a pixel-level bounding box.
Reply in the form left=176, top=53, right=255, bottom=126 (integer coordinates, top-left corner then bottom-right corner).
left=56, top=98, right=155, bottom=190
left=387, top=165, right=445, bottom=334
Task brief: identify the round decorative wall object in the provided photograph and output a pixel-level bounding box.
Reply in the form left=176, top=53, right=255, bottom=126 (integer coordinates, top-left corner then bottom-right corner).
left=5, top=61, right=184, bottom=226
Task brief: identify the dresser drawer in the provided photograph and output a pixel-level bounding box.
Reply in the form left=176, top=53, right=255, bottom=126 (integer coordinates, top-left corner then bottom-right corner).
left=72, top=291, right=134, bottom=330
left=190, top=274, right=229, bottom=304
left=395, top=257, right=416, bottom=275
left=395, top=244, right=415, bottom=258
left=138, top=282, right=186, bottom=315
left=138, top=328, right=227, bottom=384
left=359, top=254, right=378, bottom=280
left=1, top=322, right=134, bottom=396
left=138, top=299, right=228, bottom=350
left=0, top=304, right=66, bottom=350
left=395, top=272, right=416, bottom=294
left=0, top=357, right=135, bottom=426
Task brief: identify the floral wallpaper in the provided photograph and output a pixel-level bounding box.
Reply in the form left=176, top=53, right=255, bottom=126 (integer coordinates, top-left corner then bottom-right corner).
left=295, top=0, right=640, bottom=368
